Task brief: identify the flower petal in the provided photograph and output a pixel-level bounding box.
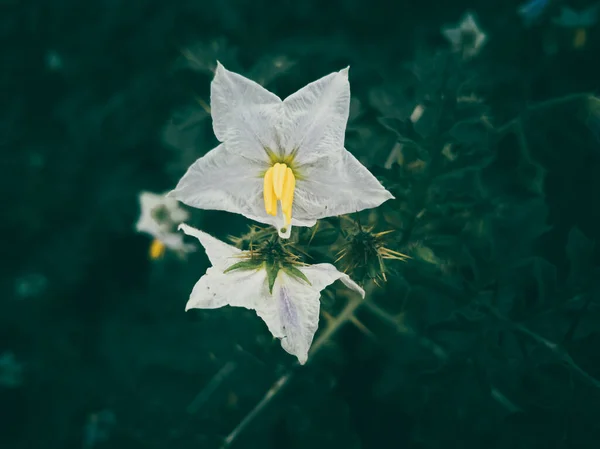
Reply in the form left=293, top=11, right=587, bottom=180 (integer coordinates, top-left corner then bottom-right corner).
left=136, top=191, right=192, bottom=250
left=136, top=191, right=170, bottom=235
left=292, top=149, right=393, bottom=221
left=178, top=223, right=242, bottom=271
left=186, top=267, right=268, bottom=311
left=160, top=232, right=195, bottom=252
left=298, top=263, right=365, bottom=298
left=441, top=26, right=462, bottom=48
left=169, top=145, right=319, bottom=237
left=211, top=62, right=283, bottom=161
left=282, top=68, right=350, bottom=164
left=168, top=144, right=268, bottom=222
left=255, top=272, right=321, bottom=364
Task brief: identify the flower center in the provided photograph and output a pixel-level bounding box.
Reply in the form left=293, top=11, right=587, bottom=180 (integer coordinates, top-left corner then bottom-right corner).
left=149, top=238, right=166, bottom=260
left=263, top=162, right=296, bottom=226
left=573, top=28, right=587, bottom=49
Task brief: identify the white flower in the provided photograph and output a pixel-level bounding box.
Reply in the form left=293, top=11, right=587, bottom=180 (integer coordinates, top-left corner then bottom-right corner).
left=442, top=11, right=487, bottom=60
left=553, top=5, right=598, bottom=28
left=135, top=191, right=195, bottom=258
left=179, top=223, right=365, bottom=364
left=168, top=63, right=393, bottom=239
left=552, top=5, right=598, bottom=49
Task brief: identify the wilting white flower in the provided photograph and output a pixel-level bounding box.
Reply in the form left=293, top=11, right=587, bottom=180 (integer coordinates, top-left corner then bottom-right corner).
left=553, top=5, right=599, bottom=28
left=135, top=191, right=195, bottom=259
left=179, top=223, right=365, bottom=364
left=552, top=4, right=598, bottom=49
left=442, top=11, right=488, bottom=60
left=169, top=63, right=393, bottom=239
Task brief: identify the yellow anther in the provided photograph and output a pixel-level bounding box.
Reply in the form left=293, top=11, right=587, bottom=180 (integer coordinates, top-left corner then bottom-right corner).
left=574, top=28, right=587, bottom=49
left=263, top=163, right=297, bottom=225
left=281, top=167, right=295, bottom=225
left=272, top=163, right=288, bottom=199
left=263, top=166, right=277, bottom=216
left=149, top=238, right=166, bottom=260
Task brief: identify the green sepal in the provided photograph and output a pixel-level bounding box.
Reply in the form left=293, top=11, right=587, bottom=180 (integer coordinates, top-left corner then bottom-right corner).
left=266, top=261, right=280, bottom=294
left=223, top=259, right=264, bottom=274
left=282, top=265, right=312, bottom=286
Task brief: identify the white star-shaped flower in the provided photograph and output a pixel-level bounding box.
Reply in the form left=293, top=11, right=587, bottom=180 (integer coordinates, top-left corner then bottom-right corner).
left=553, top=5, right=599, bottom=28
left=135, top=191, right=195, bottom=258
left=168, top=63, right=393, bottom=239
left=179, top=223, right=365, bottom=364
left=442, top=11, right=487, bottom=60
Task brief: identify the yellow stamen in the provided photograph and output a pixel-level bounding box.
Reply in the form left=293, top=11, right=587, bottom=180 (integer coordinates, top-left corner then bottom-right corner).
left=574, top=28, right=587, bottom=49
left=263, top=166, right=277, bottom=216
left=149, top=239, right=166, bottom=260
left=281, top=167, right=295, bottom=225
left=263, top=163, right=296, bottom=225
left=272, top=163, right=287, bottom=199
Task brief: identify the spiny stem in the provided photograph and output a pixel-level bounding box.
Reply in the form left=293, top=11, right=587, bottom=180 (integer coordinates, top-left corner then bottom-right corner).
left=221, top=372, right=292, bottom=449
left=187, top=361, right=237, bottom=414
left=220, top=287, right=371, bottom=449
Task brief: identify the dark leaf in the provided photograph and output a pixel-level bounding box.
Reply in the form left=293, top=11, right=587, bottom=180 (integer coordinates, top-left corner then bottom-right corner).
left=282, top=265, right=311, bottom=286
left=223, top=259, right=264, bottom=274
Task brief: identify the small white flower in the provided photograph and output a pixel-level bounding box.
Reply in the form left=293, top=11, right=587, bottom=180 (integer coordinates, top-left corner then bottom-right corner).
left=179, top=223, right=365, bottom=364
left=552, top=5, right=598, bottom=49
left=135, top=191, right=195, bottom=258
left=169, top=63, right=393, bottom=239
left=442, top=11, right=488, bottom=60
left=553, top=5, right=599, bottom=28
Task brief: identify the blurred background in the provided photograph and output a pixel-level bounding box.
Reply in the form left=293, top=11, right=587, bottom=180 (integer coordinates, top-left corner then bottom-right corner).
left=2, top=0, right=600, bottom=448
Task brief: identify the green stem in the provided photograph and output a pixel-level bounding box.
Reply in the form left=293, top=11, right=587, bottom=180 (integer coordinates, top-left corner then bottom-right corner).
left=220, top=285, right=372, bottom=449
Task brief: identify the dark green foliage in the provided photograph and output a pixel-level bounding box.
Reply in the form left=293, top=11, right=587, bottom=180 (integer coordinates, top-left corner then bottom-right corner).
left=2, top=1, right=600, bottom=449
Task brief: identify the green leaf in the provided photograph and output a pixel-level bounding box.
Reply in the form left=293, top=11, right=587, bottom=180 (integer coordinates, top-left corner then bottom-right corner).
left=223, top=259, right=264, bottom=274
left=412, top=245, right=442, bottom=265
left=282, top=265, right=312, bottom=286
left=266, top=261, right=280, bottom=294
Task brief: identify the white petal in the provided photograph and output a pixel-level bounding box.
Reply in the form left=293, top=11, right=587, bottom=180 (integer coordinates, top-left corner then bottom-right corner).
left=186, top=267, right=268, bottom=311
left=168, top=145, right=319, bottom=237
left=136, top=191, right=190, bottom=248
left=178, top=223, right=242, bottom=271
left=298, top=263, right=365, bottom=298
left=211, top=62, right=283, bottom=161
left=461, top=12, right=479, bottom=32
left=292, top=148, right=393, bottom=221
left=163, top=196, right=189, bottom=223
left=168, top=144, right=268, bottom=222
left=136, top=192, right=164, bottom=235
left=160, top=231, right=191, bottom=251
left=441, top=26, right=462, bottom=47
left=282, top=68, right=350, bottom=165
left=255, top=272, right=321, bottom=364
left=255, top=265, right=364, bottom=364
